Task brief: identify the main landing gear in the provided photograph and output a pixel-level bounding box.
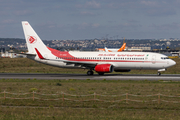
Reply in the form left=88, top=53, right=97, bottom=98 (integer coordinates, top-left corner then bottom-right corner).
left=87, top=70, right=94, bottom=75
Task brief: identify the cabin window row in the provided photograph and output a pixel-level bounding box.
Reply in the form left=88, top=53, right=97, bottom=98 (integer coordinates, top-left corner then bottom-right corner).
left=114, top=58, right=144, bottom=60
left=56, top=57, right=102, bottom=59
left=56, top=57, right=144, bottom=60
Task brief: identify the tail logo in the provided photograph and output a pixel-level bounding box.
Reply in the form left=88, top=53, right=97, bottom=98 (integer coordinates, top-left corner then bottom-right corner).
left=28, top=36, right=37, bottom=44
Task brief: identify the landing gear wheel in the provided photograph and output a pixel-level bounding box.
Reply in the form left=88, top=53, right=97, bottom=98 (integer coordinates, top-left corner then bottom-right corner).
left=157, top=72, right=161, bottom=76
left=98, top=72, right=104, bottom=75
left=87, top=71, right=94, bottom=75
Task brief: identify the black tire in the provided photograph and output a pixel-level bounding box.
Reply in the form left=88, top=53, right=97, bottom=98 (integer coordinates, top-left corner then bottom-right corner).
left=87, top=71, right=94, bottom=75
left=90, top=71, right=94, bottom=75
left=157, top=72, right=161, bottom=76
left=87, top=71, right=91, bottom=75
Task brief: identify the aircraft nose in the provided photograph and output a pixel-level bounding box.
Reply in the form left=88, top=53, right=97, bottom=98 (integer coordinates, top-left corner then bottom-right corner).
left=171, top=60, right=176, bottom=66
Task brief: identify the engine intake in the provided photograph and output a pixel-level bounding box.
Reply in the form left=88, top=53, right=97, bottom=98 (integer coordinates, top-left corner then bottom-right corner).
left=95, top=64, right=114, bottom=73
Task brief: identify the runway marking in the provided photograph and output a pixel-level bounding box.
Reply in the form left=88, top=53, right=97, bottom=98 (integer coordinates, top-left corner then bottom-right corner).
left=0, top=74, right=180, bottom=80
left=96, top=76, right=180, bottom=80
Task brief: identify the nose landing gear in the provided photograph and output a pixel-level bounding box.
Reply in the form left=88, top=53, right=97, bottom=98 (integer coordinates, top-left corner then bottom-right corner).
left=157, top=69, right=166, bottom=76
left=157, top=72, right=161, bottom=76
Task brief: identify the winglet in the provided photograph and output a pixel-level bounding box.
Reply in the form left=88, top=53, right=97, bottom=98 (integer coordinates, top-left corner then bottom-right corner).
left=35, top=48, right=45, bottom=59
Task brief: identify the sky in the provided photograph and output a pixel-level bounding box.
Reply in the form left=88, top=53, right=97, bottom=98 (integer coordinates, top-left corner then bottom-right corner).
left=0, top=0, right=180, bottom=40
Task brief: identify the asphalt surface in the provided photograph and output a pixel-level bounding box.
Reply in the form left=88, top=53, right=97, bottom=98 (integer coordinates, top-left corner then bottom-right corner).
left=0, top=73, right=180, bottom=80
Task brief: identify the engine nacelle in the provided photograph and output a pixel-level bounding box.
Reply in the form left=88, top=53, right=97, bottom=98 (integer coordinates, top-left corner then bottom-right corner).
left=95, top=64, right=114, bottom=73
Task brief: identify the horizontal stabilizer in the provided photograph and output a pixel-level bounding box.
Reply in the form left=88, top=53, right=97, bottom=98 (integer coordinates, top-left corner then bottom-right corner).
left=12, top=52, right=36, bottom=56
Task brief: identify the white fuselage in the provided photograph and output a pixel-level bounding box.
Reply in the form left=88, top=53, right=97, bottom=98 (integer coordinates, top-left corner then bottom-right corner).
left=29, top=51, right=176, bottom=71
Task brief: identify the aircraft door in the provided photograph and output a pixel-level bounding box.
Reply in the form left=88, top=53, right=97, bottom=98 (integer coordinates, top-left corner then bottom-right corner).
left=152, top=55, right=156, bottom=64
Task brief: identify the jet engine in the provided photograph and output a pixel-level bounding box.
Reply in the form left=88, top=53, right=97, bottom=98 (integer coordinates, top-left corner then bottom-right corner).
left=94, top=64, right=114, bottom=73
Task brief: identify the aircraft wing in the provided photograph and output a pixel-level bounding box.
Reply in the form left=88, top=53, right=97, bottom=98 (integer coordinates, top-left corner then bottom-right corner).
left=35, top=48, right=97, bottom=69
left=22, top=53, right=36, bottom=56
left=59, top=59, right=97, bottom=69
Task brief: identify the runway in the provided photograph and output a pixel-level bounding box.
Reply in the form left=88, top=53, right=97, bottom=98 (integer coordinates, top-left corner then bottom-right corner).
left=0, top=73, right=180, bottom=80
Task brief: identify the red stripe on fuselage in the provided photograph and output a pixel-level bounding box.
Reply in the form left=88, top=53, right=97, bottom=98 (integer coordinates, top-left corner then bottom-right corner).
left=47, top=47, right=74, bottom=58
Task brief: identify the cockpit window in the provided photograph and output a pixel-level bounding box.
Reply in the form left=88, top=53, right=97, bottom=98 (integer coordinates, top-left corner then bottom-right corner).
left=161, top=57, right=169, bottom=60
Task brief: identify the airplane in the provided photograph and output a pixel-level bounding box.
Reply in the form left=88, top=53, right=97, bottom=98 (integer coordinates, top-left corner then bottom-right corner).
left=98, top=43, right=126, bottom=52
left=98, top=38, right=126, bottom=52
left=21, top=21, right=176, bottom=76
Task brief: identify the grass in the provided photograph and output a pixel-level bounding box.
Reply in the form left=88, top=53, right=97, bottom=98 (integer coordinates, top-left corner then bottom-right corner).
left=1, top=107, right=180, bottom=120
left=0, top=79, right=180, bottom=119
left=0, top=57, right=179, bottom=74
